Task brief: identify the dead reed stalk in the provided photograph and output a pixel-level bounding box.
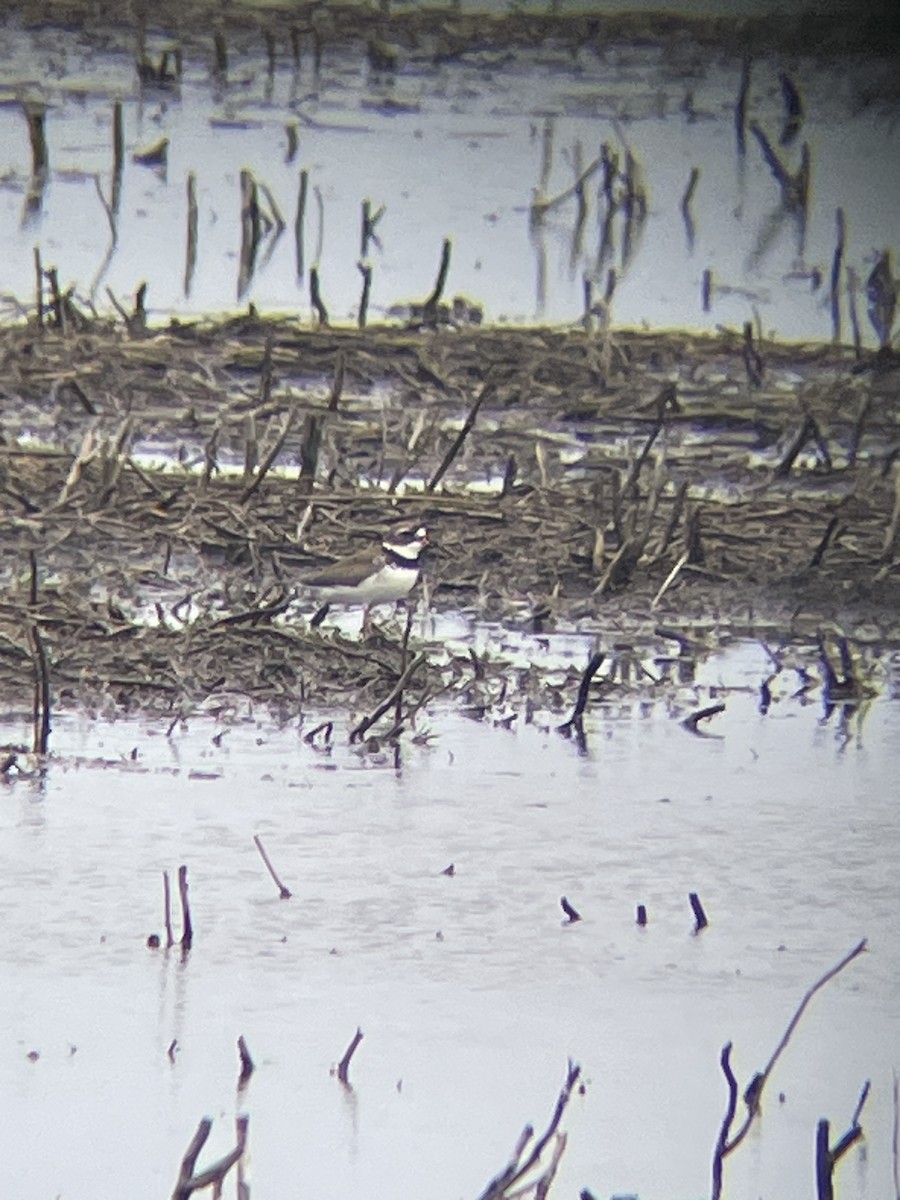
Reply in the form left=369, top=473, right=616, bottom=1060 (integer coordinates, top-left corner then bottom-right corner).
left=477, top=1060, right=581, bottom=1200
left=253, top=834, right=292, bottom=899
left=178, top=864, right=193, bottom=950
left=336, top=1027, right=363, bottom=1085
left=184, top=172, right=198, bottom=297
left=295, top=169, right=308, bottom=279
left=711, top=939, right=867, bottom=1200
left=172, top=1114, right=248, bottom=1200
left=29, top=623, right=51, bottom=755
left=422, top=237, right=452, bottom=326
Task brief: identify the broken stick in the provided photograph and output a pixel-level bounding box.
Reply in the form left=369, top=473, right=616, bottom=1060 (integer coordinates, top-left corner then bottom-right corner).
left=253, top=834, right=292, bottom=899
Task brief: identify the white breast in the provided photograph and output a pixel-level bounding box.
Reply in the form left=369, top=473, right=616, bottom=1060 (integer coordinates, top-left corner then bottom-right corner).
left=313, top=562, right=420, bottom=606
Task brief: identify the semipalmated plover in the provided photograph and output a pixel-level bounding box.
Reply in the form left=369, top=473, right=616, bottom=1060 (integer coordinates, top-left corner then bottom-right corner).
left=298, top=525, right=428, bottom=620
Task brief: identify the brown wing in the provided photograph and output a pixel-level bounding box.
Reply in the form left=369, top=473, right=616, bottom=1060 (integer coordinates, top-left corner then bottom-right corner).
left=298, top=547, right=383, bottom=588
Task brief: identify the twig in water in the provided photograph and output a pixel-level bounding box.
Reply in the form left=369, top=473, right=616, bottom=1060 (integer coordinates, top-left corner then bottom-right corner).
left=237, top=1036, right=255, bottom=1089
left=253, top=834, right=292, bottom=899
left=349, top=652, right=427, bottom=743
left=702, top=267, right=713, bottom=311
left=29, top=623, right=51, bottom=755
left=830, top=208, right=845, bottom=344
left=557, top=652, right=604, bottom=739
left=295, top=169, right=308, bottom=279
left=285, top=121, right=299, bottom=164
left=178, top=864, right=193, bottom=950
left=817, top=633, right=859, bottom=700
left=689, top=891, right=709, bottom=931
left=682, top=703, right=725, bottom=734
left=310, top=266, right=329, bottom=326
left=816, top=1081, right=870, bottom=1199
left=173, top=1118, right=212, bottom=1200
left=476, top=1060, right=581, bottom=1200
left=892, top=1070, right=900, bottom=1200
left=360, top=198, right=385, bottom=257
left=111, top=98, right=124, bottom=213
left=163, top=869, right=174, bottom=948
left=681, top=166, right=699, bottom=249
left=422, top=237, right=451, bottom=326
left=710, top=939, right=867, bottom=1200
left=816, top=1120, right=835, bottom=1200
left=313, top=184, right=325, bottom=263
left=172, top=1114, right=249, bottom=1200
left=184, top=172, right=198, bottom=297
left=303, top=720, right=334, bottom=747
left=336, top=1027, right=363, bottom=1085
left=357, top=261, right=372, bottom=328
left=394, top=605, right=415, bottom=732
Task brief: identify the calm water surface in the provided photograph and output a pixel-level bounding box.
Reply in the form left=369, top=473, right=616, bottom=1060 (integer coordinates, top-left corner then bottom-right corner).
left=1, top=22, right=898, bottom=340
left=0, top=643, right=898, bottom=1198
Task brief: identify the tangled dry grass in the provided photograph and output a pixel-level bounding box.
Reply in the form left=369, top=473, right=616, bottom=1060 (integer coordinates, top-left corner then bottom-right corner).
left=0, top=311, right=898, bottom=727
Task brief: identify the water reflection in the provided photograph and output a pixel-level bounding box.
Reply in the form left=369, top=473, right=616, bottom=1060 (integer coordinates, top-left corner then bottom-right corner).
left=0, top=26, right=897, bottom=340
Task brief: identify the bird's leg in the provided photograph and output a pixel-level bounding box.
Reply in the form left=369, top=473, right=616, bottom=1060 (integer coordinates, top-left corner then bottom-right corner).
left=360, top=604, right=375, bottom=639
left=310, top=602, right=330, bottom=628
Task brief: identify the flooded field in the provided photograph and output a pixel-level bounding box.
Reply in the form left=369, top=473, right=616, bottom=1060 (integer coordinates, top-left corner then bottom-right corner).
left=1, top=650, right=899, bottom=1200
left=1, top=3, right=899, bottom=1198
left=0, top=2, right=898, bottom=338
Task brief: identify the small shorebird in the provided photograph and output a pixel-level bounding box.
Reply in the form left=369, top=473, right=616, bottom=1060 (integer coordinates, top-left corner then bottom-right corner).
left=298, top=525, right=429, bottom=625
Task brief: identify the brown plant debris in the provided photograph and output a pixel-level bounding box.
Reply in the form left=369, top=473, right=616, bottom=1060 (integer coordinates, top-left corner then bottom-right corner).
left=0, top=315, right=898, bottom=725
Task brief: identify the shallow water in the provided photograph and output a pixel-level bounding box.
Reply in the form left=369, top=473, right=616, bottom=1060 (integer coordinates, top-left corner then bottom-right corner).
left=1, top=23, right=898, bottom=341
left=1, top=641, right=897, bottom=1199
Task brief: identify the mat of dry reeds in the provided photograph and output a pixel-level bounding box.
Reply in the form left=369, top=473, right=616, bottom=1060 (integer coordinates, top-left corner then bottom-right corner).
left=6, top=0, right=898, bottom=62
left=1, top=309, right=898, bottom=724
